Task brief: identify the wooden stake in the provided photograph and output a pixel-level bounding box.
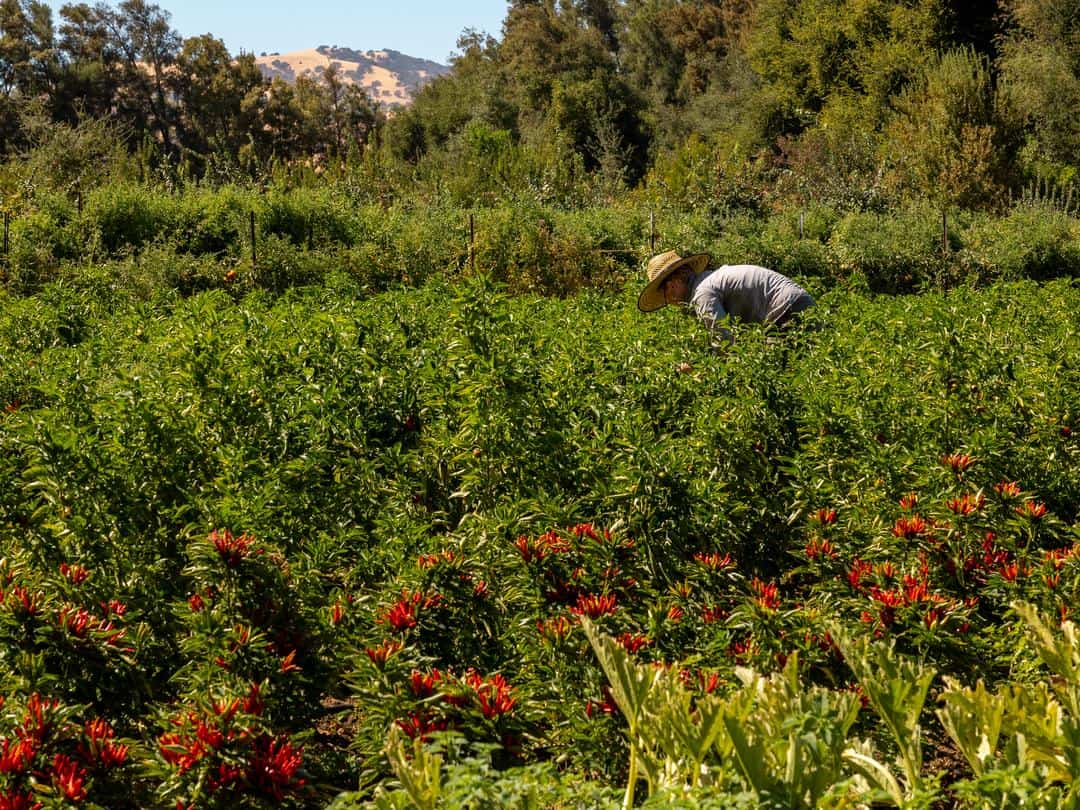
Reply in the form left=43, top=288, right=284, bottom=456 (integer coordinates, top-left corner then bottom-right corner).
left=469, top=213, right=475, bottom=273
left=2, top=212, right=8, bottom=258
left=941, top=210, right=948, bottom=253
left=798, top=211, right=805, bottom=240
left=649, top=211, right=656, bottom=253
left=250, top=211, right=257, bottom=267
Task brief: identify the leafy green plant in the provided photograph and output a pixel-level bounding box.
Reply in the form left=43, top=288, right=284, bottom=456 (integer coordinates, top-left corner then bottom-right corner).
left=376, top=726, right=443, bottom=810
left=0, top=263, right=1076, bottom=804
left=831, top=629, right=938, bottom=806
left=585, top=619, right=875, bottom=808
left=939, top=603, right=1080, bottom=805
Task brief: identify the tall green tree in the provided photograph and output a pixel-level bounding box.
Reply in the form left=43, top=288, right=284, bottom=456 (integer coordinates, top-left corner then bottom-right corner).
left=249, top=77, right=308, bottom=161
left=573, top=0, right=620, bottom=53
left=171, top=33, right=264, bottom=166
left=745, top=0, right=947, bottom=141
left=0, top=0, right=57, bottom=152
left=0, top=0, right=55, bottom=96
left=997, top=0, right=1080, bottom=174
left=384, top=28, right=511, bottom=163
left=499, top=0, right=647, bottom=180
left=318, top=62, right=378, bottom=156
left=55, top=3, right=124, bottom=123
left=882, top=48, right=1021, bottom=208
left=96, top=0, right=180, bottom=154
left=616, top=0, right=751, bottom=148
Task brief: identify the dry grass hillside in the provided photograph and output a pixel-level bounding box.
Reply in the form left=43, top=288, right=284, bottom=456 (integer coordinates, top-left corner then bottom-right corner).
left=253, top=46, right=450, bottom=107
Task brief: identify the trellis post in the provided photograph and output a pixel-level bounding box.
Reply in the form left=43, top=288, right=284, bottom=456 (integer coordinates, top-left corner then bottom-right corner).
left=469, top=213, right=476, bottom=273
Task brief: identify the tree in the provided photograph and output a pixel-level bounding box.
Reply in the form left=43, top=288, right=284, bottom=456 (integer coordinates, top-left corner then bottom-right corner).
left=55, top=2, right=125, bottom=123
left=500, top=0, right=647, bottom=178
left=882, top=48, right=1021, bottom=208
left=0, top=0, right=55, bottom=98
left=997, top=0, right=1080, bottom=173
left=573, top=0, right=619, bottom=53
left=383, top=29, right=511, bottom=162
left=0, top=0, right=57, bottom=152
left=251, top=77, right=315, bottom=162
left=317, top=63, right=377, bottom=156
left=16, top=104, right=129, bottom=194
left=171, top=33, right=264, bottom=167
left=617, top=0, right=749, bottom=149
left=745, top=0, right=947, bottom=133
left=96, top=0, right=180, bottom=154
left=945, top=0, right=1002, bottom=60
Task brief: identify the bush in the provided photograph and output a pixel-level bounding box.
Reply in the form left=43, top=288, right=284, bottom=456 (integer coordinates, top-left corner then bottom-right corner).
left=957, top=205, right=1080, bottom=281
left=261, top=187, right=355, bottom=248
left=473, top=205, right=627, bottom=295
left=249, top=233, right=329, bottom=293
left=86, top=184, right=176, bottom=255
left=828, top=205, right=944, bottom=291
left=881, top=48, right=1022, bottom=210
left=173, top=185, right=251, bottom=257
left=1, top=181, right=1078, bottom=299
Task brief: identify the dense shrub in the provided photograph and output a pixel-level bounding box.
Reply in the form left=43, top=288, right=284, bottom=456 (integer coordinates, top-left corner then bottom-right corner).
left=261, top=187, right=356, bottom=248
left=1, top=183, right=1078, bottom=299
left=172, top=185, right=252, bottom=256
left=85, top=184, right=177, bottom=254
left=828, top=205, right=946, bottom=291
left=957, top=206, right=1080, bottom=281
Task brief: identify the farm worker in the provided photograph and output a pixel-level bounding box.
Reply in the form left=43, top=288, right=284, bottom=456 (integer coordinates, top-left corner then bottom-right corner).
left=637, top=251, right=814, bottom=343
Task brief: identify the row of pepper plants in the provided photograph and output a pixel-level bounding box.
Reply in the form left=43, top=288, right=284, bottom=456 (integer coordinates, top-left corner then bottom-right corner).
left=0, top=271, right=1075, bottom=806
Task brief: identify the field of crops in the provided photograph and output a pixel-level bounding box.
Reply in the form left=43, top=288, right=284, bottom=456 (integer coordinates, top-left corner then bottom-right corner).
left=0, top=268, right=1077, bottom=808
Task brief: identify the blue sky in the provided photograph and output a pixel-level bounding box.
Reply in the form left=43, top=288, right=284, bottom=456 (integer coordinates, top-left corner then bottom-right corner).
left=41, top=0, right=509, bottom=64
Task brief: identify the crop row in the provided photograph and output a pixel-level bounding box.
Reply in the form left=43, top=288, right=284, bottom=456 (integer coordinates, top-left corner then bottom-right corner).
left=0, top=275, right=1075, bottom=805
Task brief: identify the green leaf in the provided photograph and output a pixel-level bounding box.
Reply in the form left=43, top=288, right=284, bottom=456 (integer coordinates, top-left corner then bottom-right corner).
left=582, top=618, right=663, bottom=735
left=669, top=692, right=726, bottom=769
left=842, top=743, right=905, bottom=806
left=723, top=707, right=776, bottom=799
left=384, top=725, right=442, bottom=810
left=830, top=627, right=935, bottom=797
left=936, top=676, right=1006, bottom=777
left=1013, top=602, right=1080, bottom=716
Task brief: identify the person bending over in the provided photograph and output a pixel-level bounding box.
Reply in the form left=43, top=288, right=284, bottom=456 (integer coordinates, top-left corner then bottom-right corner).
left=638, top=251, right=814, bottom=342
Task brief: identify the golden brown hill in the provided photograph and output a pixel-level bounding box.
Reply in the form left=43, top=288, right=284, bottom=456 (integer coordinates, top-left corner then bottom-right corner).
left=253, top=46, right=449, bottom=107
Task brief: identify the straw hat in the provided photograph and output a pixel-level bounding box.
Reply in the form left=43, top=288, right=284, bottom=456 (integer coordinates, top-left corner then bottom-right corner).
left=637, top=251, right=711, bottom=312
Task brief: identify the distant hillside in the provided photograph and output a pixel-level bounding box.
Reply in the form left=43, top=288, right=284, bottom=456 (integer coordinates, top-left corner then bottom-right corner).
left=253, top=46, right=450, bottom=107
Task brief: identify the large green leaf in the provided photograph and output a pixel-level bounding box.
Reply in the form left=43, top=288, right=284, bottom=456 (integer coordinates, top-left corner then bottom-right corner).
left=937, top=677, right=1007, bottom=777
left=1014, top=602, right=1080, bottom=717
left=582, top=618, right=663, bottom=736
left=384, top=725, right=443, bottom=810
left=830, top=627, right=936, bottom=797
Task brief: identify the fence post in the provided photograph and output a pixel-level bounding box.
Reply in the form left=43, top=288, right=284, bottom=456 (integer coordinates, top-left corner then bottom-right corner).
left=798, top=211, right=805, bottom=240
left=250, top=210, right=257, bottom=267
left=649, top=211, right=656, bottom=253
left=469, top=213, right=475, bottom=273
